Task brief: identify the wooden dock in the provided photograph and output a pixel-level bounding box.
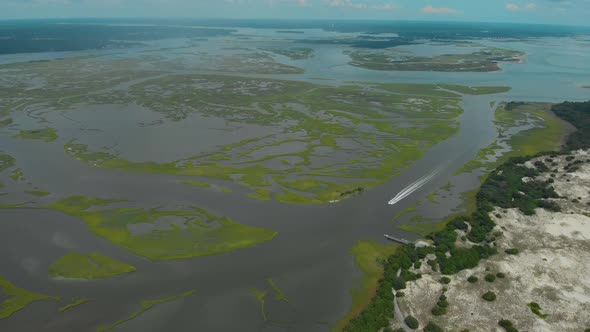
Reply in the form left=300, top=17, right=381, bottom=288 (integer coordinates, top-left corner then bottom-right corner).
left=384, top=234, right=410, bottom=245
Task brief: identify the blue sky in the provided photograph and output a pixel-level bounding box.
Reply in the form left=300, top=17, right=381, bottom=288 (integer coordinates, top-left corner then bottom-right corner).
left=1, top=0, right=589, bottom=26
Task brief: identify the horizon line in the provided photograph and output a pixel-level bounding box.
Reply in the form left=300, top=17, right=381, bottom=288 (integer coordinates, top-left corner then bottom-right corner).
left=0, top=17, right=589, bottom=29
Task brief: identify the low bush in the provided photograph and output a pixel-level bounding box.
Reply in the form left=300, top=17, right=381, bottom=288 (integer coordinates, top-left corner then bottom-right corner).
left=498, top=319, right=519, bottom=332
left=440, top=277, right=451, bottom=284
left=467, top=275, right=478, bottom=283
left=527, top=302, right=548, bottom=319
left=485, top=274, right=496, bottom=282
left=505, top=248, right=519, bottom=255
left=423, top=322, right=444, bottom=332
left=482, top=291, right=497, bottom=302
left=431, top=304, right=447, bottom=316
left=404, top=315, right=419, bottom=330
left=496, top=272, right=506, bottom=279
left=538, top=200, right=561, bottom=212
left=437, top=295, right=449, bottom=308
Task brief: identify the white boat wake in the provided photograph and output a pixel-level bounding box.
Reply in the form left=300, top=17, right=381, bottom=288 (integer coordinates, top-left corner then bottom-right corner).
left=388, top=168, right=442, bottom=205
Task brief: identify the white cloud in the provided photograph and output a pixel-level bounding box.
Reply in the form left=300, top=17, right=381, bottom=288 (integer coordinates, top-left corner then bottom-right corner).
left=374, top=3, right=397, bottom=10
left=420, top=5, right=460, bottom=14
left=266, top=0, right=311, bottom=7
left=506, top=3, right=519, bottom=10
left=506, top=3, right=537, bottom=11
left=321, top=0, right=398, bottom=10
left=326, top=0, right=367, bottom=9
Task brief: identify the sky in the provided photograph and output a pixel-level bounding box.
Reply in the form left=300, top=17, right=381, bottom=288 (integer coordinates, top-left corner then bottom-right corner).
left=1, top=0, right=590, bottom=26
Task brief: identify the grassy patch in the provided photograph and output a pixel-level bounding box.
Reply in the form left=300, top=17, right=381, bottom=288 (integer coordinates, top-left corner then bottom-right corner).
left=503, top=103, right=570, bottom=157
left=391, top=203, right=419, bottom=222
left=400, top=215, right=447, bottom=236
left=349, top=47, right=524, bottom=72
left=97, top=290, right=194, bottom=332
left=0, top=118, right=13, bottom=128
left=427, top=192, right=440, bottom=204
left=456, top=102, right=570, bottom=180
left=10, top=168, right=25, bottom=181
left=454, top=141, right=503, bottom=175
left=59, top=298, right=92, bottom=312
left=267, top=279, right=289, bottom=303
left=249, top=288, right=268, bottom=321
left=49, top=253, right=136, bottom=279
left=181, top=180, right=211, bottom=188
left=441, top=182, right=453, bottom=191
left=334, top=241, right=399, bottom=331
left=47, top=196, right=277, bottom=261
left=26, top=190, right=51, bottom=197
left=15, top=128, right=58, bottom=142
left=0, top=275, right=57, bottom=319
left=276, top=189, right=322, bottom=205
left=60, top=77, right=474, bottom=205
left=439, top=84, right=511, bottom=95
left=219, top=187, right=233, bottom=194
left=262, top=47, right=314, bottom=60
left=527, top=302, right=548, bottom=319
left=0, top=154, right=16, bottom=173
left=248, top=189, right=271, bottom=201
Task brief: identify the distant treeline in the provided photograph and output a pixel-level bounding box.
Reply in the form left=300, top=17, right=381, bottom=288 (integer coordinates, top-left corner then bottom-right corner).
left=344, top=100, right=589, bottom=332
left=553, top=101, right=590, bottom=151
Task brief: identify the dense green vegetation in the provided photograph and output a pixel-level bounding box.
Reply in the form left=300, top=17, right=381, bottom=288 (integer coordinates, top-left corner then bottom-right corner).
left=343, top=100, right=590, bottom=332
left=97, top=290, right=194, bottom=331
left=552, top=101, right=590, bottom=150
left=47, top=196, right=277, bottom=261
left=15, top=128, right=58, bottom=142
left=49, top=253, right=136, bottom=279
left=478, top=157, right=559, bottom=215
left=0, top=275, right=56, bottom=319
